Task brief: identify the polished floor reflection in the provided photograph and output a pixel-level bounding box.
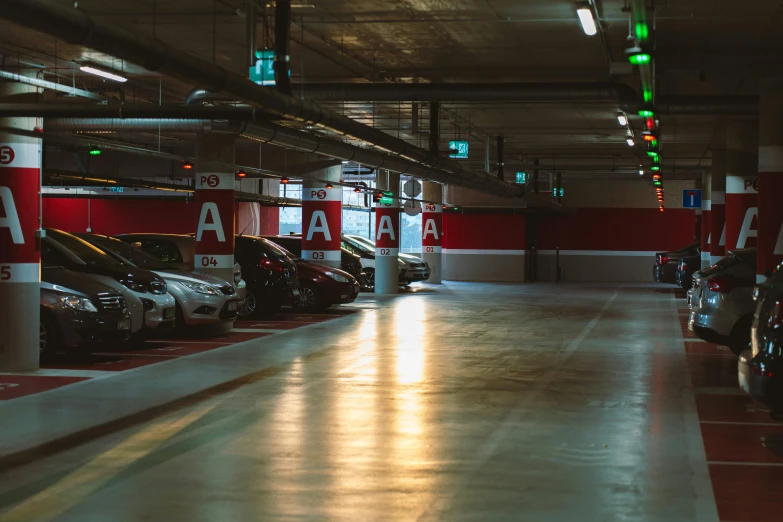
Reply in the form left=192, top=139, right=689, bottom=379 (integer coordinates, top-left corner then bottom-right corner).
left=0, top=283, right=718, bottom=521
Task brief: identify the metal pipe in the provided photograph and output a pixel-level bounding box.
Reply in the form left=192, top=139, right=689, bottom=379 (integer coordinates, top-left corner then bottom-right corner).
left=0, top=70, right=103, bottom=100
left=273, top=0, right=292, bottom=96
left=246, top=2, right=257, bottom=70
left=429, top=101, right=440, bottom=155
left=0, top=0, right=518, bottom=197
left=496, top=136, right=504, bottom=181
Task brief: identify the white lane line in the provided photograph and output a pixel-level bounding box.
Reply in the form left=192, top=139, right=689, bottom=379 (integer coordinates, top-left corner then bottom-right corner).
left=708, top=461, right=783, bottom=467
left=230, top=328, right=285, bottom=333
left=417, top=286, right=622, bottom=522
left=701, top=421, right=783, bottom=426
left=693, top=387, right=746, bottom=396
left=671, top=291, right=722, bottom=522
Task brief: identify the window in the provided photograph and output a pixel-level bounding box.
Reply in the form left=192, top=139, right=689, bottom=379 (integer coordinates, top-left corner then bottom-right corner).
left=139, top=239, right=183, bottom=264
left=45, top=230, right=121, bottom=267
left=41, top=240, right=76, bottom=268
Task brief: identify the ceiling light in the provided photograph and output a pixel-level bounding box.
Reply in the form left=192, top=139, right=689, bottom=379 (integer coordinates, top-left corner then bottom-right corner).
left=353, top=186, right=361, bottom=193
left=281, top=177, right=289, bottom=184
left=576, top=4, right=597, bottom=36
left=617, top=114, right=628, bottom=126
left=341, top=161, right=349, bottom=164
left=80, top=65, right=128, bottom=83
left=639, top=170, right=644, bottom=176
left=236, top=170, right=247, bottom=178
left=181, top=161, right=193, bottom=170
left=326, top=182, right=333, bottom=189
left=626, top=138, right=635, bottom=146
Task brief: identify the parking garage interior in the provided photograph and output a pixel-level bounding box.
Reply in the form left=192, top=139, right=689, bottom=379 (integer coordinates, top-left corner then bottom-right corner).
left=1, top=1, right=782, bottom=521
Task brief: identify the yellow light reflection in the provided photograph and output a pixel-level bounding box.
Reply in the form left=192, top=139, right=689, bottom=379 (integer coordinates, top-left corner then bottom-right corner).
left=394, top=298, right=426, bottom=384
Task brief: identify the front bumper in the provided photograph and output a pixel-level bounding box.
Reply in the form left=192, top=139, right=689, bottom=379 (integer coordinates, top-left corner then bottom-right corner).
left=403, top=267, right=431, bottom=283
left=327, top=281, right=360, bottom=304
left=55, top=308, right=133, bottom=349
left=738, top=350, right=783, bottom=414
left=172, top=284, right=240, bottom=325
left=138, top=292, right=177, bottom=330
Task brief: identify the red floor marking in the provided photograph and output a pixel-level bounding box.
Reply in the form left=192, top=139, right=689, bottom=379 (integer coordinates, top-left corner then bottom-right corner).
left=0, top=375, right=90, bottom=400
left=701, top=423, right=783, bottom=463
left=709, top=464, right=783, bottom=522
left=696, top=395, right=783, bottom=424
left=43, top=354, right=167, bottom=372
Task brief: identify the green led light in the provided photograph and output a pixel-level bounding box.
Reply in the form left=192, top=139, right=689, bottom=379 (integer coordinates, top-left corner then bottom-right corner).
left=635, top=22, right=649, bottom=41
left=628, top=53, right=651, bottom=65
left=651, top=166, right=660, bottom=171
left=638, top=109, right=655, bottom=118
left=88, top=147, right=102, bottom=156
left=647, top=151, right=659, bottom=158
left=654, top=181, right=662, bottom=187
left=643, top=89, right=653, bottom=103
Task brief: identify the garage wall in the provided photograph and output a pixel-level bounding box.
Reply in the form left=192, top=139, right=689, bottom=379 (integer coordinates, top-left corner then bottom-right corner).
left=442, top=213, right=526, bottom=282
left=42, top=199, right=278, bottom=236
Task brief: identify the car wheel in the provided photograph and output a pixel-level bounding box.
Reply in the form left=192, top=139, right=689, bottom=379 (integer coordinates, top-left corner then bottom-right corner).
left=293, top=284, right=324, bottom=312
left=363, top=268, right=375, bottom=291
left=237, top=289, right=258, bottom=318
left=39, top=312, right=61, bottom=357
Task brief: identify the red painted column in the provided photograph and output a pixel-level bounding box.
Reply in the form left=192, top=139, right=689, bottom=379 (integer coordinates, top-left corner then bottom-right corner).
left=421, top=182, right=443, bottom=283
left=0, top=81, right=41, bottom=371
left=194, top=134, right=236, bottom=283
left=710, top=146, right=727, bottom=264
left=757, top=80, right=783, bottom=280
left=725, top=122, right=759, bottom=252
left=302, top=166, right=342, bottom=268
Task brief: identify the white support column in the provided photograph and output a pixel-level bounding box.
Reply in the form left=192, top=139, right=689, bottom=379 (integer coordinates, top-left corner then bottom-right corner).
left=421, top=181, right=443, bottom=283
left=375, top=170, right=400, bottom=294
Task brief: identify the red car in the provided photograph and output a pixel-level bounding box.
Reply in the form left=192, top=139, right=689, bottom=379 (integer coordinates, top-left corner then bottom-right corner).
left=293, top=261, right=360, bottom=312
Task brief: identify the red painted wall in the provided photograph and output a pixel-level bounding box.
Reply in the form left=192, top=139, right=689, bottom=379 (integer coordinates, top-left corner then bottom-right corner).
left=43, top=198, right=278, bottom=237
left=538, top=208, right=695, bottom=251
left=443, top=214, right=525, bottom=249
left=442, top=208, right=694, bottom=251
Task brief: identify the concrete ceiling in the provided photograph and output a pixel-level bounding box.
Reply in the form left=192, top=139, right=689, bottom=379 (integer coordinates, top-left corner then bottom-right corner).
left=1, top=0, right=780, bottom=182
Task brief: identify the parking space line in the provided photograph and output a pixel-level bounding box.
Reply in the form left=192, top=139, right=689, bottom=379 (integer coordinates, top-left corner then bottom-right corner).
left=701, top=421, right=783, bottom=427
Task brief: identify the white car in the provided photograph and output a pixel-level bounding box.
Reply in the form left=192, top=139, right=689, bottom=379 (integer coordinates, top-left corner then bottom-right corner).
left=341, top=234, right=430, bottom=288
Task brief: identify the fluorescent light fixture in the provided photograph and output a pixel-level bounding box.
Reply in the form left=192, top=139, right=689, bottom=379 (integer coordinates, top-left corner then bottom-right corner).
left=80, top=66, right=127, bottom=83
left=617, top=115, right=628, bottom=126
left=577, top=6, right=597, bottom=36
left=626, top=138, right=635, bottom=146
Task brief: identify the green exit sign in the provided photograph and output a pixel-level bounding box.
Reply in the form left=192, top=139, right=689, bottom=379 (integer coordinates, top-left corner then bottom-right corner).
left=516, top=172, right=526, bottom=184
left=553, top=187, right=564, bottom=197
left=448, top=140, right=469, bottom=159
left=380, top=191, right=394, bottom=205
left=250, top=49, right=276, bottom=86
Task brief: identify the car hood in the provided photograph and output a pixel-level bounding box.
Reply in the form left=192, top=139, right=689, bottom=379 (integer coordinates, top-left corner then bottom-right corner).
left=400, top=253, right=427, bottom=266
left=41, top=267, right=121, bottom=299
left=296, top=261, right=355, bottom=281
left=152, top=269, right=231, bottom=287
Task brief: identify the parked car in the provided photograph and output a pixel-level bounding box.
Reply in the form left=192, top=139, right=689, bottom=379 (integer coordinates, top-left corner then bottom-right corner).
left=738, top=261, right=783, bottom=417
left=340, top=234, right=430, bottom=289
left=43, top=229, right=176, bottom=334
left=688, top=248, right=757, bottom=354
left=76, top=234, right=243, bottom=327
left=40, top=265, right=132, bottom=356
left=118, top=233, right=298, bottom=317
left=261, top=235, right=363, bottom=279
left=654, top=242, right=700, bottom=284
left=675, top=251, right=702, bottom=290
left=260, top=237, right=360, bottom=312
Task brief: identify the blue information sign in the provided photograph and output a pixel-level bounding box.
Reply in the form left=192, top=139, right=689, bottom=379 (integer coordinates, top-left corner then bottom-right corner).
left=682, top=189, right=701, bottom=208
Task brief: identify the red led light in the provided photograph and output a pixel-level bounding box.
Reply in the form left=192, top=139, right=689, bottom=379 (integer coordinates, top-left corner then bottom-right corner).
left=326, top=182, right=333, bottom=189
left=281, top=177, right=289, bottom=184
left=643, top=134, right=656, bottom=142
left=181, top=161, right=193, bottom=170
left=646, top=118, right=655, bottom=130
left=354, top=187, right=361, bottom=193
left=236, top=170, right=246, bottom=178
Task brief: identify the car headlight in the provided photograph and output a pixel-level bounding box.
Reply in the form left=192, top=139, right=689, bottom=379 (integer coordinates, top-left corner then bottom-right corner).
left=181, top=281, right=220, bottom=295
left=324, top=271, right=350, bottom=283
left=60, top=294, right=98, bottom=313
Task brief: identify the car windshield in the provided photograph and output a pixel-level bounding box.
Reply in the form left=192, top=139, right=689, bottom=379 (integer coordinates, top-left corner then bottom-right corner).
left=45, top=230, right=123, bottom=267
left=249, top=237, right=290, bottom=260
left=87, top=237, right=173, bottom=270
left=345, top=236, right=374, bottom=254
left=700, top=256, right=739, bottom=278
left=263, top=237, right=302, bottom=257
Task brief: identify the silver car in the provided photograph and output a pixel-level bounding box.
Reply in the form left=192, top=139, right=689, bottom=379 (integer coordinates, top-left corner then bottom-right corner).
left=688, top=248, right=757, bottom=354
left=77, top=234, right=244, bottom=327
left=342, top=234, right=431, bottom=287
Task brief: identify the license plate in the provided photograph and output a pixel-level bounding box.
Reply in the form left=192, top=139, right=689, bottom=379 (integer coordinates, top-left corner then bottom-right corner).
left=292, top=289, right=300, bottom=297
left=228, top=301, right=238, bottom=312
left=118, top=319, right=131, bottom=331
left=164, top=308, right=176, bottom=319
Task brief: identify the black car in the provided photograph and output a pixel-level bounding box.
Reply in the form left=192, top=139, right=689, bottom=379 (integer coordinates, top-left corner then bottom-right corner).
left=654, top=242, right=700, bottom=284
left=261, top=235, right=363, bottom=279
left=235, top=235, right=300, bottom=315
left=739, top=262, right=783, bottom=417
left=40, top=266, right=132, bottom=356
left=675, top=252, right=702, bottom=290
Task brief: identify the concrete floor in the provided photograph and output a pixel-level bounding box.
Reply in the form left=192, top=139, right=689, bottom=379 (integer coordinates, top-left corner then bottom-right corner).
left=0, top=283, right=719, bottom=522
